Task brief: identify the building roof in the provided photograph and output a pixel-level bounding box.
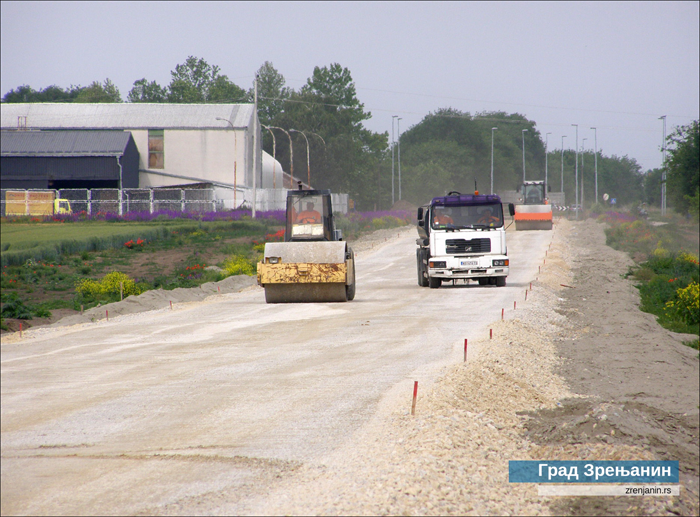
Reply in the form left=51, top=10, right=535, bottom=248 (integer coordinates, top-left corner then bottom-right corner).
left=1, top=130, right=133, bottom=157
left=0, top=103, right=255, bottom=130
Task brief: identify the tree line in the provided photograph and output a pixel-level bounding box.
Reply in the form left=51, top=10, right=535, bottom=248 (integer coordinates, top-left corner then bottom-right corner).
left=3, top=57, right=697, bottom=216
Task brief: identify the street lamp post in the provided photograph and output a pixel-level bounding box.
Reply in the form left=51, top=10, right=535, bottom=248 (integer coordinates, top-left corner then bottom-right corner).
left=591, top=127, right=598, bottom=205
left=561, top=135, right=567, bottom=193
left=572, top=124, right=579, bottom=219
left=269, top=126, right=293, bottom=187
left=261, top=124, right=277, bottom=189
left=215, top=117, right=238, bottom=209
left=391, top=116, right=397, bottom=206
left=659, top=115, right=667, bottom=215
left=545, top=132, right=552, bottom=191
left=290, top=129, right=310, bottom=187
left=581, top=138, right=588, bottom=210
left=521, top=129, right=528, bottom=183
left=398, top=117, right=402, bottom=201
left=491, top=127, right=498, bottom=194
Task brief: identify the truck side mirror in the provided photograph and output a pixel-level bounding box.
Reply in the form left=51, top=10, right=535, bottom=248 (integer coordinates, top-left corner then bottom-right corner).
left=508, top=203, right=515, bottom=216
left=417, top=207, right=423, bottom=220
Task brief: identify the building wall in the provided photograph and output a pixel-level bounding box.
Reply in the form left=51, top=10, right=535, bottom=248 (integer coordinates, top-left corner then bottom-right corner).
left=135, top=128, right=247, bottom=189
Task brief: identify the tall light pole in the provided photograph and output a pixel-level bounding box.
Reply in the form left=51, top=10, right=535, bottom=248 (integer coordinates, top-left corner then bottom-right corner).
left=490, top=127, right=498, bottom=194
left=591, top=127, right=598, bottom=205
left=261, top=124, right=277, bottom=189
left=397, top=117, right=402, bottom=201
left=290, top=129, right=310, bottom=187
left=216, top=117, right=238, bottom=209
left=581, top=138, right=588, bottom=210
left=545, top=132, right=552, bottom=191
left=561, top=135, right=567, bottom=193
left=659, top=115, right=667, bottom=215
left=572, top=124, right=579, bottom=219
left=391, top=115, right=397, bottom=205
left=269, top=126, right=293, bottom=187
left=521, top=129, right=528, bottom=183
left=307, top=131, right=326, bottom=186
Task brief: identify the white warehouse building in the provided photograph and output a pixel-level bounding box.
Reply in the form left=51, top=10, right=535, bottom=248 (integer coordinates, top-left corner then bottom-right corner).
left=0, top=103, right=328, bottom=211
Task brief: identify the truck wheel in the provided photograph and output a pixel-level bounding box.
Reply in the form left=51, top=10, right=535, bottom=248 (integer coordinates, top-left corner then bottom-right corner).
left=346, top=247, right=356, bottom=300
left=429, top=276, right=441, bottom=289
left=416, top=249, right=429, bottom=287
left=496, top=276, right=506, bottom=287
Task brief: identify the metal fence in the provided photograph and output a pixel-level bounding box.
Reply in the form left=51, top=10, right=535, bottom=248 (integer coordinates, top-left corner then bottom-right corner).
left=0, top=188, right=216, bottom=217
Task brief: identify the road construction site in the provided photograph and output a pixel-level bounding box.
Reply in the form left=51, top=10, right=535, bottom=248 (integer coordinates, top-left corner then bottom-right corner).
left=2, top=218, right=698, bottom=516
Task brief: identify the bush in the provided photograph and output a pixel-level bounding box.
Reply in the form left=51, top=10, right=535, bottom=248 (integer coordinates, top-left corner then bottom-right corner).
left=666, top=282, right=700, bottom=326
left=75, top=271, right=144, bottom=301
left=222, top=255, right=256, bottom=276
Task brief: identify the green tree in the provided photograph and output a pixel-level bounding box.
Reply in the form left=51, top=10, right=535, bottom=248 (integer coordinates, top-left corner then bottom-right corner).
left=2, top=84, right=83, bottom=103
left=642, top=168, right=663, bottom=206
left=127, top=78, right=167, bottom=103
left=252, top=61, right=290, bottom=126
left=75, top=79, right=122, bottom=103
left=208, top=75, right=247, bottom=103
left=665, top=120, right=699, bottom=217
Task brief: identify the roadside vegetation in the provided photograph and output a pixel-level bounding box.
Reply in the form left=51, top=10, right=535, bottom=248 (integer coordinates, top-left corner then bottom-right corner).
left=0, top=210, right=412, bottom=331
left=602, top=210, right=699, bottom=349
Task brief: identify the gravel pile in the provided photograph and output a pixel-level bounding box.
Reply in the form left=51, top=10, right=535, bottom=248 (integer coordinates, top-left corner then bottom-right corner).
left=250, top=218, right=668, bottom=516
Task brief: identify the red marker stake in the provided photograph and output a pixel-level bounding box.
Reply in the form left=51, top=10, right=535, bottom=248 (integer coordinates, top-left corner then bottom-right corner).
left=411, top=381, right=418, bottom=416
left=514, top=301, right=517, bottom=310
left=218, top=285, right=221, bottom=293
left=490, top=328, right=493, bottom=339
left=106, top=310, right=109, bottom=321
left=502, top=308, right=504, bottom=320
left=19, top=322, right=22, bottom=338
left=525, top=290, right=528, bottom=301
left=170, top=301, right=173, bottom=310
left=464, top=339, right=468, bottom=362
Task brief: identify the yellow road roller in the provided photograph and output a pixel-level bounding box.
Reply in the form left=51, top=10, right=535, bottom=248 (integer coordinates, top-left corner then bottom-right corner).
left=257, top=186, right=356, bottom=303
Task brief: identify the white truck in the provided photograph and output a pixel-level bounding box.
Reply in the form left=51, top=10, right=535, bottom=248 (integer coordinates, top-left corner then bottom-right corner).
left=416, top=191, right=515, bottom=288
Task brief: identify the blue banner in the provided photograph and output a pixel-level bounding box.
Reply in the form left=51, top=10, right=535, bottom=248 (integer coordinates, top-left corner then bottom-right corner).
left=509, top=461, right=679, bottom=483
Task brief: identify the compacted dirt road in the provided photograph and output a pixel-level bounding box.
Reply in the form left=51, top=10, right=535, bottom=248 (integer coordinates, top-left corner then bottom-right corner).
left=1, top=218, right=698, bottom=516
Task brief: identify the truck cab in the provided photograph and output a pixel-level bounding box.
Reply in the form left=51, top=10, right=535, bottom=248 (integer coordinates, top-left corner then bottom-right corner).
left=416, top=191, right=515, bottom=288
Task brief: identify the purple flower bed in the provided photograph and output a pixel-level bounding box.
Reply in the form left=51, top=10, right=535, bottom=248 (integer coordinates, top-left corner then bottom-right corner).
left=600, top=211, right=637, bottom=224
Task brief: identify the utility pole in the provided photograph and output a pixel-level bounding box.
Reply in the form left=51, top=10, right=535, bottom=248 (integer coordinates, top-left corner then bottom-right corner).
left=521, top=129, right=528, bottom=183
left=581, top=138, right=588, bottom=210
left=561, top=135, right=567, bottom=194
left=659, top=115, right=667, bottom=215
left=572, top=124, right=579, bottom=219
left=252, top=74, right=258, bottom=218
left=398, top=117, right=402, bottom=202
left=545, top=132, right=551, bottom=191
left=491, top=127, right=498, bottom=194
left=591, top=127, right=598, bottom=205
left=391, top=116, right=397, bottom=206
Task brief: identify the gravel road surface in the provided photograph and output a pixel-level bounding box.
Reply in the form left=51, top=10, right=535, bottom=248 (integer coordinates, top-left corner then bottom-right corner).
left=2, top=219, right=697, bottom=516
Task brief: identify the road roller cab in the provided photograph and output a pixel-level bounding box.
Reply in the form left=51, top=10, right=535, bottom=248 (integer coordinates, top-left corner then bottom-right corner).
left=257, top=187, right=356, bottom=303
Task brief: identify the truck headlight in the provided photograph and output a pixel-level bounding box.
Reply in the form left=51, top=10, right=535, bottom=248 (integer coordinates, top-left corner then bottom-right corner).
left=492, top=259, right=509, bottom=267
left=429, top=261, right=446, bottom=268
left=267, top=257, right=280, bottom=264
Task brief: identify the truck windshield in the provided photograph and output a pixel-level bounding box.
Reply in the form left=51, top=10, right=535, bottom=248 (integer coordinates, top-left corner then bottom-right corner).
left=431, top=203, right=504, bottom=229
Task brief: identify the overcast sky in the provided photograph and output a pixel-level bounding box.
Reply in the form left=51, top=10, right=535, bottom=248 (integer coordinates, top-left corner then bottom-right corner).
left=1, top=1, right=698, bottom=171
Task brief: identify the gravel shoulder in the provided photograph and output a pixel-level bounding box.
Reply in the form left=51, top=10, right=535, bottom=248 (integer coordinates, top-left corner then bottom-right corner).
left=3, top=221, right=697, bottom=516
left=243, top=218, right=699, bottom=517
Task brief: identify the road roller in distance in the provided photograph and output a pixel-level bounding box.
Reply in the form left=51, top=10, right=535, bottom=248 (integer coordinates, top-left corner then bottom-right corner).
left=257, top=186, right=356, bottom=303
left=514, top=180, right=553, bottom=231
